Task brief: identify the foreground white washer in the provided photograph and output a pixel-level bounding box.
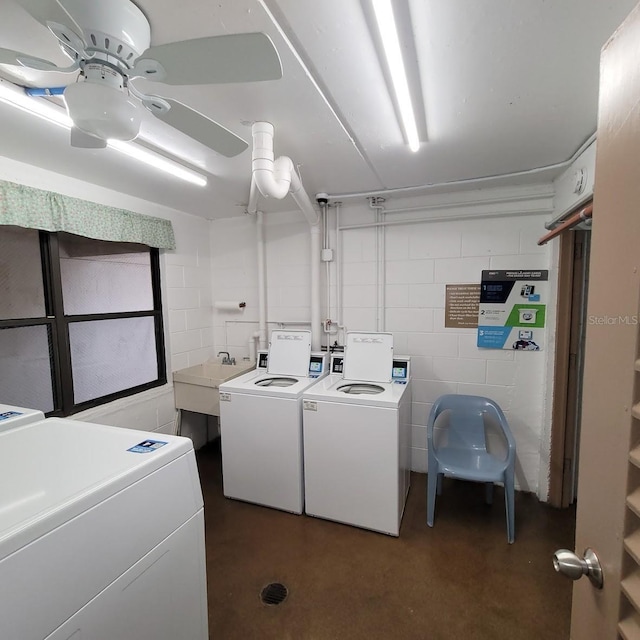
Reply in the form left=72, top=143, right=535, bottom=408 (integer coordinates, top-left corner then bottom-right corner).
left=0, top=403, right=45, bottom=431
left=0, top=415, right=208, bottom=640
left=302, top=332, right=411, bottom=536
left=219, top=330, right=327, bottom=514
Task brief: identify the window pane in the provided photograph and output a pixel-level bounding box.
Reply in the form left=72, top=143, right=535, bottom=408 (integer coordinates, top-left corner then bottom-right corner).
left=0, top=325, right=54, bottom=413
left=69, top=317, right=158, bottom=404
left=59, top=234, right=153, bottom=315
left=0, top=227, right=46, bottom=320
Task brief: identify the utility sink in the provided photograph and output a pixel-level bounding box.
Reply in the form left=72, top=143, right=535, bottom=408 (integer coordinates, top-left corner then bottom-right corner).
left=173, top=361, right=254, bottom=415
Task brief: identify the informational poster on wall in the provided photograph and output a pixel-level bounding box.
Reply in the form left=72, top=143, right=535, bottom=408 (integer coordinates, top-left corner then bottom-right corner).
left=445, top=284, right=481, bottom=328
left=477, top=270, right=548, bottom=351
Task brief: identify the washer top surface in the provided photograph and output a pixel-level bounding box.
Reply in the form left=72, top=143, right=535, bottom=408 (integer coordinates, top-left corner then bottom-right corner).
left=302, top=375, right=410, bottom=408
left=0, top=418, right=193, bottom=559
left=0, top=404, right=45, bottom=432
left=220, top=369, right=325, bottom=398
left=343, top=332, right=393, bottom=383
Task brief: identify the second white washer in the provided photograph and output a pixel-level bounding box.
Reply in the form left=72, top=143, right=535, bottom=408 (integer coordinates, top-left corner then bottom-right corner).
left=302, top=332, right=412, bottom=536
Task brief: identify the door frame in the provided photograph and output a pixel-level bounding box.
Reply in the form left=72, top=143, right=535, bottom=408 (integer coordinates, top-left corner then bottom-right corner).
left=548, top=223, right=590, bottom=508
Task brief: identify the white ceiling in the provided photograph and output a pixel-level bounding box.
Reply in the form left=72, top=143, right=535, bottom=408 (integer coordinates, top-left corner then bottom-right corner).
left=0, top=0, right=636, bottom=219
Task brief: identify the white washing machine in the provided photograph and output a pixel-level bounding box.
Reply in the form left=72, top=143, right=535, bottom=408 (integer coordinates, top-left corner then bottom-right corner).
left=0, top=403, right=45, bottom=431
left=218, top=330, right=328, bottom=514
left=0, top=413, right=208, bottom=640
left=302, top=332, right=412, bottom=536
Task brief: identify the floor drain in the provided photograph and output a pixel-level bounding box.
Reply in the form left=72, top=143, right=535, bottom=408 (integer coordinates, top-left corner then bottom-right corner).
left=261, top=582, right=288, bottom=605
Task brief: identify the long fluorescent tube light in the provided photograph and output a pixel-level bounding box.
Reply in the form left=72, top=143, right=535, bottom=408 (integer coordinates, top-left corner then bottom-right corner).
left=0, top=80, right=208, bottom=186
left=107, top=140, right=207, bottom=186
left=371, top=0, right=420, bottom=152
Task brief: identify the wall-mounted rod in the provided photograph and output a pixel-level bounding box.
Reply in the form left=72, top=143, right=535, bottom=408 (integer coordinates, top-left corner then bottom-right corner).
left=538, top=204, right=593, bottom=246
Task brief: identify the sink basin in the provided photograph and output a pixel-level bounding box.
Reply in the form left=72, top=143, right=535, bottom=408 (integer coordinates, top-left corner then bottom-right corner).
left=173, top=361, right=254, bottom=415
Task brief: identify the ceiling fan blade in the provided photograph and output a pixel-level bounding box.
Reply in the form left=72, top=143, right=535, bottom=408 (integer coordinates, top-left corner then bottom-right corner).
left=0, top=48, right=30, bottom=66
left=0, top=47, right=79, bottom=77
left=15, top=0, right=86, bottom=54
left=70, top=127, right=107, bottom=149
left=146, top=97, right=248, bottom=157
left=132, top=33, right=282, bottom=86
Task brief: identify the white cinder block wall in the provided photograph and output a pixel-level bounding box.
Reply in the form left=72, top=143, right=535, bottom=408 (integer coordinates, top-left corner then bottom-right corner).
left=0, top=157, right=216, bottom=447
left=1, top=144, right=596, bottom=478
left=211, top=210, right=315, bottom=359
left=212, top=184, right=556, bottom=496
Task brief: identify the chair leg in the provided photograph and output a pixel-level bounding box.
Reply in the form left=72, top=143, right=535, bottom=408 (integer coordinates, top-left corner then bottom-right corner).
left=436, top=473, right=443, bottom=495
left=427, top=467, right=439, bottom=527
left=485, top=482, right=494, bottom=505
left=504, top=468, right=515, bottom=544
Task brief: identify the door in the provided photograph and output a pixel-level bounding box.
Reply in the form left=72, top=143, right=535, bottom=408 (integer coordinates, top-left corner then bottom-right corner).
left=569, top=3, right=640, bottom=637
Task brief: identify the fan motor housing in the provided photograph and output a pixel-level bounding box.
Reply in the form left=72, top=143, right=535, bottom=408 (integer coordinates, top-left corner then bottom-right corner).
left=60, top=0, right=151, bottom=66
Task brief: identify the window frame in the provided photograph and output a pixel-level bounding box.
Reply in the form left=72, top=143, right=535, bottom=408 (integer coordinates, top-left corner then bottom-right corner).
left=0, top=229, right=167, bottom=416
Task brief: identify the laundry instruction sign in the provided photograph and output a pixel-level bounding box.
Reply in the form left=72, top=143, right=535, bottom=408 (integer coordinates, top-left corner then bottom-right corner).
left=477, top=270, right=548, bottom=351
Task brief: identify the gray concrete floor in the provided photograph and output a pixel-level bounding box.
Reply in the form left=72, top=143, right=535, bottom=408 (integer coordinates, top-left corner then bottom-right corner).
left=197, top=440, right=575, bottom=640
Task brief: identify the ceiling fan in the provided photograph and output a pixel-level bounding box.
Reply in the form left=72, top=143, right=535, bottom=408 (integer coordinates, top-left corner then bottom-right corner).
left=0, top=0, right=283, bottom=156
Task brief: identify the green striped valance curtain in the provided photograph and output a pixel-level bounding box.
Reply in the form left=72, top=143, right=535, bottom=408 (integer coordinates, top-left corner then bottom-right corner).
left=0, top=179, right=176, bottom=249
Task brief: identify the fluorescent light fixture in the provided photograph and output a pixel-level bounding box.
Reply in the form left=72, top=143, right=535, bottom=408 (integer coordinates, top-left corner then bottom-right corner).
left=0, top=80, right=72, bottom=128
left=0, top=80, right=208, bottom=186
left=107, top=140, right=207, bottom=186
left=371, top=0, right=420, bottom=152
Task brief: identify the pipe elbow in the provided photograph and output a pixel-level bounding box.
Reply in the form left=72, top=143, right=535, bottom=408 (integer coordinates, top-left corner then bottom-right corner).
left=253, top=156, right=293, bottom=200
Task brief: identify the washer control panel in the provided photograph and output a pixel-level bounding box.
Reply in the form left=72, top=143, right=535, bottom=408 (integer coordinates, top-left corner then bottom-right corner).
left=309, top=352, right=328, bottom=378
left=257, top=350, right=269, bottom=369
left=391, top=358, right=410, bottom=384
left=330, top=355, right=344, bottom=375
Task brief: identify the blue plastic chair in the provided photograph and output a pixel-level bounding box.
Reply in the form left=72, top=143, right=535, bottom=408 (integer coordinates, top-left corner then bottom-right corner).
left=426, top=394, right=516, bottom=543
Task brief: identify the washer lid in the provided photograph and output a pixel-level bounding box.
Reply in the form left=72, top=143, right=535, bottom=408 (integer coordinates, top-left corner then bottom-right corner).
left=254, top=376, right=299, bottom=387
left=343, top=332, right=393, bottom=382
left=337, top=383, right=385, bottom=395
left=267, top=330, right=312, bottom=376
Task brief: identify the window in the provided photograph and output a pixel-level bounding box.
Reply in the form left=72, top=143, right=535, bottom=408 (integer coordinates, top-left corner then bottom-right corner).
left=0, top=227, right=166, bottom=416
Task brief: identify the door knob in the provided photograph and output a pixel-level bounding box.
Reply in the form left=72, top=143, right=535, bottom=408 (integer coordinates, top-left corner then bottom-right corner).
left=553, top=548, right=603, bottom=589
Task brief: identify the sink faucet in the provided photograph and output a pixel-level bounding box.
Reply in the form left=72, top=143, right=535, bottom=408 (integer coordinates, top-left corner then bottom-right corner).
left=217, top=351, right=235, bottom=365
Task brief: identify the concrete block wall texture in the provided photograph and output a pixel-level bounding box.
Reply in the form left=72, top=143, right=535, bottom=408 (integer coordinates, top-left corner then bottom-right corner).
left=211, top=185, right=555, bottom=494
left=0, top=143, right=596, bottom=479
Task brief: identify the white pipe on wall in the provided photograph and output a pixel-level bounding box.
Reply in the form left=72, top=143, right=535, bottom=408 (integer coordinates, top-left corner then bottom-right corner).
left=248, top=331, right=261, bottom=363
left=256, top=211, right=268, bottom=350
left=336, top=201, right=344, bottom=338
left=248, top=174, right=260, bottom=214
left=321, top=201, right=332, bottom=352
left=310, top=224, right=321, bottom=352
left=291, top=171, right=320, bottom=226
left=250, top=121, right=321, bottom=349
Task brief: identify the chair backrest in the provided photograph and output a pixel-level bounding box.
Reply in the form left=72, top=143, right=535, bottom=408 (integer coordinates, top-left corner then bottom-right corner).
left=428, top=394, right=516, bottom=463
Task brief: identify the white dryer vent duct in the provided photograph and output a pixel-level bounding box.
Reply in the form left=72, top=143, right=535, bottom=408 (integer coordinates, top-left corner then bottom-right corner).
left=248, top=121, right=321, bottom=352
left=250, top=122, right=319, bottom=226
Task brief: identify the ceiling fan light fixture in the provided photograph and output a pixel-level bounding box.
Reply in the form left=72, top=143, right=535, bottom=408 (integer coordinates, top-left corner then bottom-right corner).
left=64, top=81, right=141, bottom=141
